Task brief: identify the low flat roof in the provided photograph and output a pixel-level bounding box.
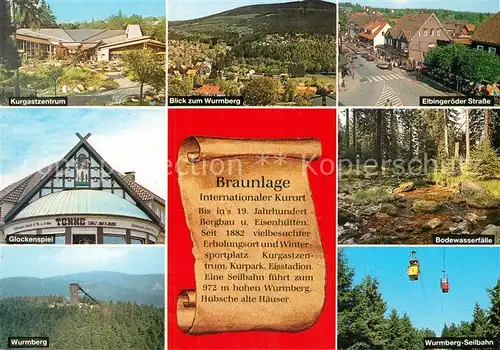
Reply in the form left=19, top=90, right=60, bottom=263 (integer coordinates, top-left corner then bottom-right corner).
left=98, top=36, right=166, bottom=49
left=16, top=28, right=126, bottom=43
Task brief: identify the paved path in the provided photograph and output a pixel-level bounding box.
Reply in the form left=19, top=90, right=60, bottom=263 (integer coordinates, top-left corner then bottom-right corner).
left=339, top=56, right=457, bottom=107
left=360, top=73, right=406, bottom=83
left=105, top=72, right=138, bottom=89
left=66, top=85, right=164, bottom=106
left=376, top=82, right=403, bottom=107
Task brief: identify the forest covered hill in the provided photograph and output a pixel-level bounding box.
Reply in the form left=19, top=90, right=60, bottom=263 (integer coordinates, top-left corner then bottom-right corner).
left=340, top=2, right=492, bottom=26
left=59, top=13, right=166, bottom=42
left=0, top=296, right=164, bottom=350
left=168, top=1, right=337, bottom=104
left=0, top=271, right=165, bottom=307
left=169, top=0, right=336, bottom=41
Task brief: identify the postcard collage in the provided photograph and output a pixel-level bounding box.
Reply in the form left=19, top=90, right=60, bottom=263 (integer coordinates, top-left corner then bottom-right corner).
left=0, top=0, right=500, bottom=349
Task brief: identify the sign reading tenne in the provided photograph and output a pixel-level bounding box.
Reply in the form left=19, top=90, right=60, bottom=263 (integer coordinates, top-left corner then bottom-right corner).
left=55, top=217, right=86, bottom=226
left=55, top=217, right=117, bottom=227
left=3, top=215, right=158, bottom=236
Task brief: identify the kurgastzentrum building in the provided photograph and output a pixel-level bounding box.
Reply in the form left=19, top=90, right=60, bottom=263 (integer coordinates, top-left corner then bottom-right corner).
left=0, top=133, right=165, bottom=244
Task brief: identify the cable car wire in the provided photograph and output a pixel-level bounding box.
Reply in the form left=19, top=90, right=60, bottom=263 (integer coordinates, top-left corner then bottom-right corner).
left=419, top=275, right=427, bottom=298
left=443, top=248, right=446, bottom=271
left=419, top=260, right=427, bottom=298
left=459, top=247, right=465, bottom=277
left=494, top=248, right=500, bottom=286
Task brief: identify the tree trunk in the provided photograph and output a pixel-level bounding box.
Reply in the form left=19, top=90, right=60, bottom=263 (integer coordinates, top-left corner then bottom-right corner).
left=443, top=109, right=449, bottom=158
left=484, top=109, right=492, bottom=145
left=352, top=109, right=357, bottom=155
left=345, top=109, right=350, bottom=151
left=419, top=127, right=426, bottom=167
left=140, top=82, right=144, bottom=105
left=465, top=109, right=470, bottom=164
left=408, top=121, right=413, bottom=161
left=390, top=109, right=396, bottom=155
left=376, top=109, right=383, bottom=170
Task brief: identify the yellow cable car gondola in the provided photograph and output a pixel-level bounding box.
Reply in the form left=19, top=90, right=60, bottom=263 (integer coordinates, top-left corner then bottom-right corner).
left=408, top=250, right=420, bottom=281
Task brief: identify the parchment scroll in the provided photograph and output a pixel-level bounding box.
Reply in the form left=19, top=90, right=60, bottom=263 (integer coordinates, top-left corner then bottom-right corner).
left=176, top=137, right=326, bottom=334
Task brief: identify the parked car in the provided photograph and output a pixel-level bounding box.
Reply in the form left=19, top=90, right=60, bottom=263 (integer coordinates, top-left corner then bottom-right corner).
left=416, top=64, right=429, bottom=71
left=377, top=63, right=390, bottom=69
left=365, top=55, right=375, bottom=61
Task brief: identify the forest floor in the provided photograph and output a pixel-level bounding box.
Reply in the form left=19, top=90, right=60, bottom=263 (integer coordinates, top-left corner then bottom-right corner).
left=338, top=170, right=500, bottom=244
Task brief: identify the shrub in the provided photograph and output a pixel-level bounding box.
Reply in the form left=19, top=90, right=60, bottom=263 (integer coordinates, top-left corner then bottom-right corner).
left=468, top=142, right=500, bottom=180
left=436, top=158, right=462, bottom=186
left=353, top=187, right=393, bottom=205
left=0, top=68, right=13, bottom=85
left=58, top=67, right=118, bottom=90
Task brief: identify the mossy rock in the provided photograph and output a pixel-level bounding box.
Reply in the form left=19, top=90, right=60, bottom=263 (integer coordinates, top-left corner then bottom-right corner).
left=394, top=181, right=415, bottom=193
left=459, top=180, right=486, bottom=197
left=338, top=208, right=356, bottom=225
left=422, top=218, right=442, bottom=230
left=353, top=187, right=394, bottom=205
left=411, top=200, right=441, bottom=213
left=466, top=212, right=487, bottom=223
left=468, top=193, right=500, bottom=209
left=481, top=225, right=500, bottom=242
left=380, top=203, right=398, bottom=216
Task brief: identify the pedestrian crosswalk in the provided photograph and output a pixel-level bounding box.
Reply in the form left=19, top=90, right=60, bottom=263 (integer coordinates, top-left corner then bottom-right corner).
left=360, top=74, right=406, bottom=84
left=375, top=83, right=403, bottom=107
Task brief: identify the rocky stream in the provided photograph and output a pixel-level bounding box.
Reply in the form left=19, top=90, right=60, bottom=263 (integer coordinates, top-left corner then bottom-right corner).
left=338, top=175, right=500, bottom=244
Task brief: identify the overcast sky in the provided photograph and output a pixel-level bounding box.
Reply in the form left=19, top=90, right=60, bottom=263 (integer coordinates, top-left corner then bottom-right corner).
left=0, top=108, right=166, bottom=199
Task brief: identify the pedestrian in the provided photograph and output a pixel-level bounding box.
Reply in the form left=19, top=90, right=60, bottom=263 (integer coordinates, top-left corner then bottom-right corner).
left=341, top=78, right=346, bottom=90
left=384, top=99, right=392, bottom=107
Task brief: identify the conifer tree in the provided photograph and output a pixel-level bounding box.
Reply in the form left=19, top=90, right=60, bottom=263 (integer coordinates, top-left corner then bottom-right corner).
left=0, top=0, right=20, bottom=69
left=487, top=279, right=500, bottom=339
left=471, top=302, right=489, bottom=337
left=338, top=248, right=356, bottom=349
left=349, top=276, right=387, bottom=349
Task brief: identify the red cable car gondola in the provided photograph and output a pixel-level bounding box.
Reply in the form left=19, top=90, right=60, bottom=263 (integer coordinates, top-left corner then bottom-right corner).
left=441, top=270, right=449, bottom=293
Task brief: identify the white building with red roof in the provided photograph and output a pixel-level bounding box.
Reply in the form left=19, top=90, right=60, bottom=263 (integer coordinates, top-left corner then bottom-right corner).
left=359, top=21, right=392, bottom=50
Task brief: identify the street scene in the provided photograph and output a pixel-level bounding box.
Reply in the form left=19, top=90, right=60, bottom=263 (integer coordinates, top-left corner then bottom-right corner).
left=339, top=1, right=500, bottom=106
left=168, top=0, right=336, bottom=106
left=339, top=53, right=451, bottom=106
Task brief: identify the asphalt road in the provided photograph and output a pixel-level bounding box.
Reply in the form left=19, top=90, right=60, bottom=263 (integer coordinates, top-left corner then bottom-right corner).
left=339, top=57, right=456, bottom=107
